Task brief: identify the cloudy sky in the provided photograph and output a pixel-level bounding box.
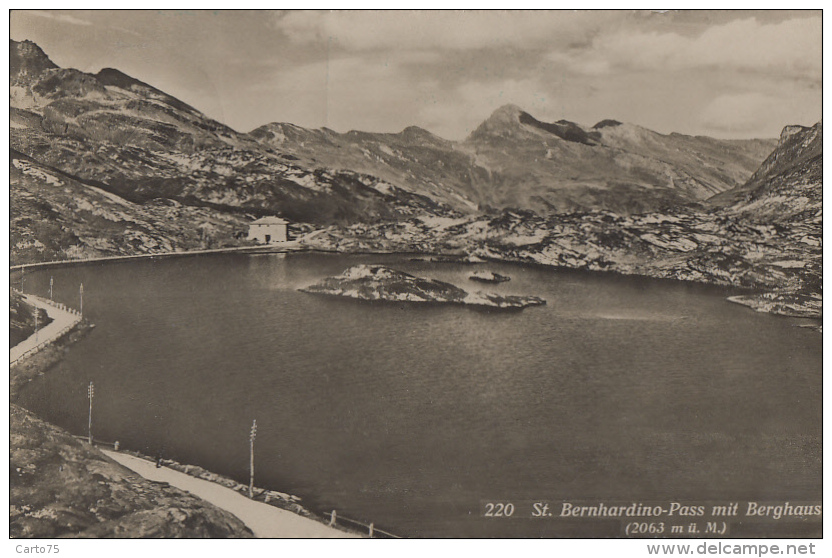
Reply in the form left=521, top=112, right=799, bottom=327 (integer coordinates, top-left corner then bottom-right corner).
left=10, top=9, right=822, bottom=140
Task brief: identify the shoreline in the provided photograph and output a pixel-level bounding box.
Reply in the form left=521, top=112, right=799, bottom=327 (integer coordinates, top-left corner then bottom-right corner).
left=10, top=242, right=822, bottom=323
left=9, top=241, right=309, bottom=271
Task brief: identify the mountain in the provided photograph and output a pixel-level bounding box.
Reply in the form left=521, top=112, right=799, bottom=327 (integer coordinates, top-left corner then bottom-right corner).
left=460, top=104, right=776, bottom=213
left=253, top=104, right=776, bottom=215
left=10, top=148, right=248, bottom=262
left=710, top=121, right=822, bottom=224
left=7, top=40, right=791, bottom=270
left=10, top=39, right=57, bottom=82
left=249, top=122, right=483, bottom=212
left=9, top=39, right=456, bottom=263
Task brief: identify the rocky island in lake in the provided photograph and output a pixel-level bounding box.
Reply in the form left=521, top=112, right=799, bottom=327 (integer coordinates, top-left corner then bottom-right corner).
left=301, top=265, right=545, bottom=310
left=469, top=270, right=511, bottom=283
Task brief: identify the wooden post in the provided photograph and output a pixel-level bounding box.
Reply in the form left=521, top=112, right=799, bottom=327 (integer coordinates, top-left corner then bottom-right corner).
left=249, top=419, right=257, bottom=499
left=329, top=510, right=337, bottom=526
left=34, top=311, right=38, bottom=343
left=369, top=522, right=374, bottom=537
left=87, top=381, right=94, bottom=444
left=50, top=276, right=53, bottom=300
left=80, top=283, right=84, bottom=316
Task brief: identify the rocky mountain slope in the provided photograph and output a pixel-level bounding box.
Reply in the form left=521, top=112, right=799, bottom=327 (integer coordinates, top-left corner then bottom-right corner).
left=249, top=122, right=482, bottom=212
left=704, top=121, right=823, bottom=315
left=711, top=121, right=822, bottom=224
left=10, top=147, right=254, bottom=263
left=10, top=39, right=457, bottom=265
left=253, top=104, right=775, bottom=215
left=11, top=404, right=253, bottom=538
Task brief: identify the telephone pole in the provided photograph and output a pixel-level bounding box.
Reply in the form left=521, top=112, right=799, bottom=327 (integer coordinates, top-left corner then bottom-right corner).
left=249, top=419, right=257, bottom=498
left=50, top=276, right=53, bottom=300
left=80, top=283, right=84, bottom=316
left=87, top=381, right=94, bottom=444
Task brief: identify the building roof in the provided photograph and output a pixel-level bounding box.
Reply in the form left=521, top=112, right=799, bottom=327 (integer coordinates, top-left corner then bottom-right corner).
left=250, top=216, right=289, bottom=225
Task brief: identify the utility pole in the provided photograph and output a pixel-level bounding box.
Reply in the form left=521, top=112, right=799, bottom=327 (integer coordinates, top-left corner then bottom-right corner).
left=80, top=283, right=84, bottom=316
left=87, top=381, right=94, bottom=444
left=249, top=419, right=257, bottom=498
left=50, top=276, right=53, bottom=300
left=34, top=310, right=39, bottom=343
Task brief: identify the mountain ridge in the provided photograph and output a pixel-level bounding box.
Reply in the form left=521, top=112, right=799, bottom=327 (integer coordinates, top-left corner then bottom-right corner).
left=253, top=102, right=777, bottom=215
left=10, top=38, right=461, bottom=258
left=12, top=34, right=774, bottom=218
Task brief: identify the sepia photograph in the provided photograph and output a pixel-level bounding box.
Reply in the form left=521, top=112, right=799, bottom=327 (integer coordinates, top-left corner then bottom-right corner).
left=8, top=7, right=823, bottom=547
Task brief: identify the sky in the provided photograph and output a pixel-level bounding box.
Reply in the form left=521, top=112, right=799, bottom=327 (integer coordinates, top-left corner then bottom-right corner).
left=9, top=9, right=822, bottom=140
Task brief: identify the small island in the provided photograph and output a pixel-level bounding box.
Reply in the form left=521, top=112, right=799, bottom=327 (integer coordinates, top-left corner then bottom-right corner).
left=301, top=265, right=545, bottom=310
left=469, top=270, right=511, bottom=283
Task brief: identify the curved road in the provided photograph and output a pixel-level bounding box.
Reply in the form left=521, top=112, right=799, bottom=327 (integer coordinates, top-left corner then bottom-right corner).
left=102, top=451, right=359, bottom=538
left=10, top=294, right=81, bottom=365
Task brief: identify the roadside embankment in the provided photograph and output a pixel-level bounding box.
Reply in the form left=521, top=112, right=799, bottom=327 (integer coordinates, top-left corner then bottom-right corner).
left=10, top=404, right=254, bottom=538
left=102, top=451, right=360, bottom=538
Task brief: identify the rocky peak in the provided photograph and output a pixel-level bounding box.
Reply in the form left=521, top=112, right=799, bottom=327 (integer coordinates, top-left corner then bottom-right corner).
left=10, top=39, right=58, bottom=80
left=484, top=104, right=526, bottom=128
left=742, top=121, right=822, bottom=192
left=779, top=124, right=810, bottom=144
left=398, top=125, right=448, bottom=146
left=490, top=103, right=526, bottom=119
left=400, top=125, right=433, bottom=139
left=466, top=104, right=526, bottom=140
left=470, top=105, right=602, bottom=146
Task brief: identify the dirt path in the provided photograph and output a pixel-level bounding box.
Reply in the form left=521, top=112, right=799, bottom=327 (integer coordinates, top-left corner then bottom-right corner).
left=10, top=294, right=82, bottom=365
left=102, top=450, right=359, bottom=538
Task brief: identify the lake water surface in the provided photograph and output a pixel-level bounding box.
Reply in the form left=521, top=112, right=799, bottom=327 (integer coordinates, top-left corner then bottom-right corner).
left=13, top=253, right=822, bottom=537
